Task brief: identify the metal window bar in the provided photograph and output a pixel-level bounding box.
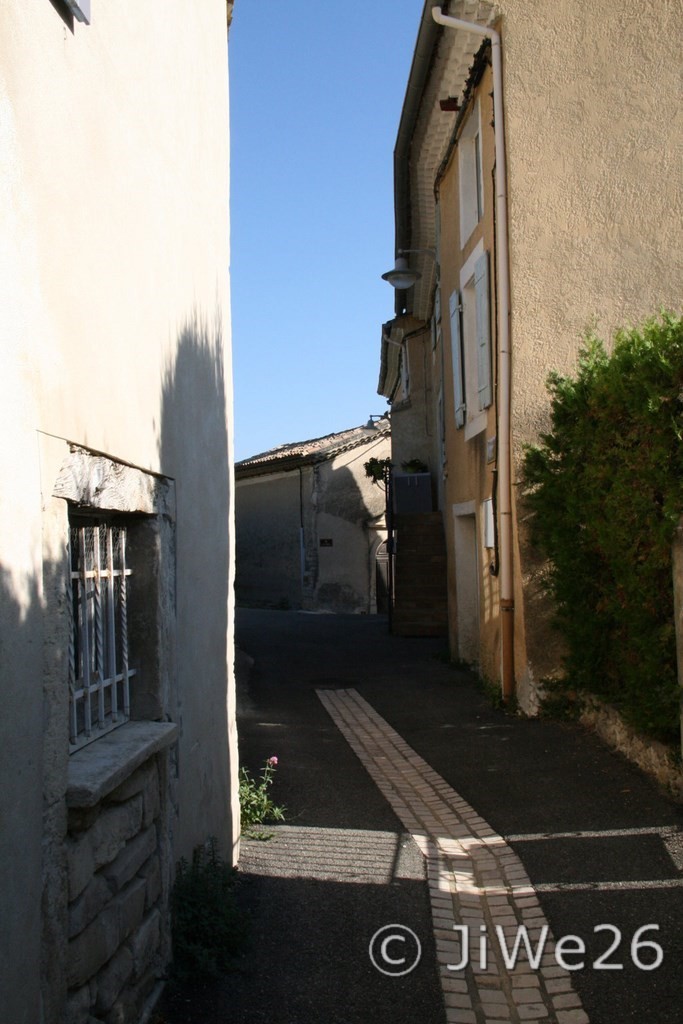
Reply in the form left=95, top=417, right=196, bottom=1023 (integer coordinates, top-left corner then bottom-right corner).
left=68, top=523, right=135, bottom=751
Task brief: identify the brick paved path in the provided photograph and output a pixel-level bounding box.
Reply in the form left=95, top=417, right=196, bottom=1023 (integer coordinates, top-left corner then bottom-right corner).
left=318, top=687, right=589, bottom=1024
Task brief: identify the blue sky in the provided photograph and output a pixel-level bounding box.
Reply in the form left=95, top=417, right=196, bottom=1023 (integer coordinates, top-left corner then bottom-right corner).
left=229, top=1, right=424, bottom=461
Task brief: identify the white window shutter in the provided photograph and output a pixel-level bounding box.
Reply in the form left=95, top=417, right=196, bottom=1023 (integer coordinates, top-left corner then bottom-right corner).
left=449, top=289, right=466, bottom=428
left=475, top=250, right=492, bottom=410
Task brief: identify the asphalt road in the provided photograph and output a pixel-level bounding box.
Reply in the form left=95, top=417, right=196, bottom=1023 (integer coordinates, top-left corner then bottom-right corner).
left=160, top=608, right=683, bottom=1024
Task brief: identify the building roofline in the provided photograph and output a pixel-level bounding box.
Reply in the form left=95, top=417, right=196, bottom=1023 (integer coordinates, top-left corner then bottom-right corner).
left=389, top=2, right=497, bottom=320
left=235, top=421, right=391, bottom=480
left=392, top=2, right=442, bottom=315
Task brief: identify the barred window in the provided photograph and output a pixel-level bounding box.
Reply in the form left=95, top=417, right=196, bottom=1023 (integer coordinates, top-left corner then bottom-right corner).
left=68, top=516, right=136, bottom=751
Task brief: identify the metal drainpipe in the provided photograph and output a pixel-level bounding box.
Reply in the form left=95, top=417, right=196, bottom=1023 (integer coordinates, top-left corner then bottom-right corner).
left=431, top=6, right=514, bottom=701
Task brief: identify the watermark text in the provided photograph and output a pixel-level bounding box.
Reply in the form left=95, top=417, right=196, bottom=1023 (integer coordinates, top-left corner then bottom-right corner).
left=447, top=923, right=663, bottom=972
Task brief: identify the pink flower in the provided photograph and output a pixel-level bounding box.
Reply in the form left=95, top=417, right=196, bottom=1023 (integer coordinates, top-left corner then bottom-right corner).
left=267, top=756, right=278, bottom=767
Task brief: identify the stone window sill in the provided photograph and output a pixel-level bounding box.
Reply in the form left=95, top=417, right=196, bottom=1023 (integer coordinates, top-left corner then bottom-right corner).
left=67, top=720, right=178, bottom=809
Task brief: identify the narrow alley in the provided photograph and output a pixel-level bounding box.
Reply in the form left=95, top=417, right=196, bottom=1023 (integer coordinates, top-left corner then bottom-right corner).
left=163, top=609, right=683, bottom=1024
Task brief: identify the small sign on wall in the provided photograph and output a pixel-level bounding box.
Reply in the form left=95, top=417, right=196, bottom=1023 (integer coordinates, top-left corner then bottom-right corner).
left=319, top=538, right=334, bottom=547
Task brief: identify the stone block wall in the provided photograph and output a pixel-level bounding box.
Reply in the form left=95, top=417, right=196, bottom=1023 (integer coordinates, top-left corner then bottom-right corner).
left=65, top=755, right=170, bottom=1024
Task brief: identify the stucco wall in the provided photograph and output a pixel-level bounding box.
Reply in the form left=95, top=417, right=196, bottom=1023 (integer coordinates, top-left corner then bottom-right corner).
left=499, top=0, right=682, bottom=444
left=313, top=439, right=390, bottom=613
left=495, top=0, right=683, bottom=698
left=235, top=472, right=304, bottom=609
left=0, top=3, right=236, bottom=1021
left=390, top=331, right=436, bottom=472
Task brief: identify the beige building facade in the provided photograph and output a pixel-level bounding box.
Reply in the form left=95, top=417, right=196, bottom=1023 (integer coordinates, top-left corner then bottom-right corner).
left=0, top=3, right=238, bottom=1022
left=236, top=422, right=391, bottom=614
left=380, top=0, right=682, bottom=710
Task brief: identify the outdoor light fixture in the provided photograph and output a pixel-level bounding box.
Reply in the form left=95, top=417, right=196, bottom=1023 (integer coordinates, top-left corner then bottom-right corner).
left=381, top=248, right=436, bottom=290
left=381, top=256, right=421, bottom=290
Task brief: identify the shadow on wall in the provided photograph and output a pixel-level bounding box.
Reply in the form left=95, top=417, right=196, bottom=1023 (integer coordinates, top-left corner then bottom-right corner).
left=0, top=560, right=62, bottom=1024
left=0, top=310, right=235, bottom=1020
left=158, top=307, right=236, bottom=858
left=314, top=463, right=380, bottom=614
left=235, top=457, right=388, bottom=615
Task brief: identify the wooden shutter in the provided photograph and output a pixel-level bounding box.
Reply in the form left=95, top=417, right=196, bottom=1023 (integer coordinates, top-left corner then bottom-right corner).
left=475, top=250, right=492, bottom=410
left=449, top=289, right=466, bottom=428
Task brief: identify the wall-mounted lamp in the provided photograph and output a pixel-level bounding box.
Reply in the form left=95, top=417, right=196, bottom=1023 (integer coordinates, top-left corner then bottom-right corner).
left=381, top=248, right=436, bottom=290
left=381, top=256, right=421, bottom=290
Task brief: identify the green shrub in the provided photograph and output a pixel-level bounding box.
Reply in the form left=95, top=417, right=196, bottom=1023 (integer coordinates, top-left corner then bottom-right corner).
left=522, top=312, right=683, bottom=742
left=171, top=838, right=247, bottom=981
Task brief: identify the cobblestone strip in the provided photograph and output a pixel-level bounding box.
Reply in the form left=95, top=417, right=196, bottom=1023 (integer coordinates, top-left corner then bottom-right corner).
left=317, top=688, right=589, bottom=1024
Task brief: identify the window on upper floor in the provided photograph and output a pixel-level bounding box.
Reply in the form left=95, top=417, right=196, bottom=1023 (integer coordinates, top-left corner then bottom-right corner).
left=459, top=99, right=484, bottom=249
left=449, top=242, right=492, bottom=439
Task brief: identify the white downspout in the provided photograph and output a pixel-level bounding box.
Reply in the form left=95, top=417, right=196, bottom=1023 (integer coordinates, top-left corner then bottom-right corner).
left=431, top=6, right=514, bottom=700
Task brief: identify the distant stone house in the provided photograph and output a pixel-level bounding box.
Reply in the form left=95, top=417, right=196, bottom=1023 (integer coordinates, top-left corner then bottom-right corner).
left=379, top=0, right=682, bottom=711
left=235, top=421, right=391, bottom=614
left=0, top=4, right=238, bottom=1023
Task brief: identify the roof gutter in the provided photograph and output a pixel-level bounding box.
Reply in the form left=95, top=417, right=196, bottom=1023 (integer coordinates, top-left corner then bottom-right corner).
left=431, top=6, right=514, bottom=703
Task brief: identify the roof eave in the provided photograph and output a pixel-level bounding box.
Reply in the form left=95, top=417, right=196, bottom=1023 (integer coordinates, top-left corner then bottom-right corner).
left=392, top=2, right=442, bottom=315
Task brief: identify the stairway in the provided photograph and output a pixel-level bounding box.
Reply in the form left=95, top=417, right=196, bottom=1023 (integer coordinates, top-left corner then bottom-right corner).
left=391, top=512, right=448, bottom=637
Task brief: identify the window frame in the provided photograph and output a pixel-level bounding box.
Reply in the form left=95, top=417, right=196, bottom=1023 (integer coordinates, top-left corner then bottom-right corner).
left=450, top=241, right=493, bottom=439
left=458, top=99, right=485, bottom=249
left=68, top=513, right=137, bottom=752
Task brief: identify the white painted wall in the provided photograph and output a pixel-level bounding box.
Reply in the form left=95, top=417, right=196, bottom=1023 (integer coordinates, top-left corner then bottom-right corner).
left=0, top=3, right=236, bottom=1019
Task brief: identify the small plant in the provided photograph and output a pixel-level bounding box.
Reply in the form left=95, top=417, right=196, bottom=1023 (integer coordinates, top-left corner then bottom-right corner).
left=401, top=458, right=429, bottom=473
left=171, top=838, right=247, bottom=981
left=239, top=756, right=286, bottom=835
left=364, top=456, right=392, bottom=490
left=477, top=673, right=519, bottom=714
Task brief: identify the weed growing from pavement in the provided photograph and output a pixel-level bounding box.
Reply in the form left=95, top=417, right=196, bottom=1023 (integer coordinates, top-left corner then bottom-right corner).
left=170, top=837, right=248, bottom=981
left=478, top=673, right=519, bottom=715
left=239, top=755, right=286, bottom=837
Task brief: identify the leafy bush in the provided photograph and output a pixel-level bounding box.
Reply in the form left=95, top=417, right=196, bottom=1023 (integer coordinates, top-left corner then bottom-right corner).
left=522, top=313, right=683, bottom=742
left=171, top=838, right=247, bottom=981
